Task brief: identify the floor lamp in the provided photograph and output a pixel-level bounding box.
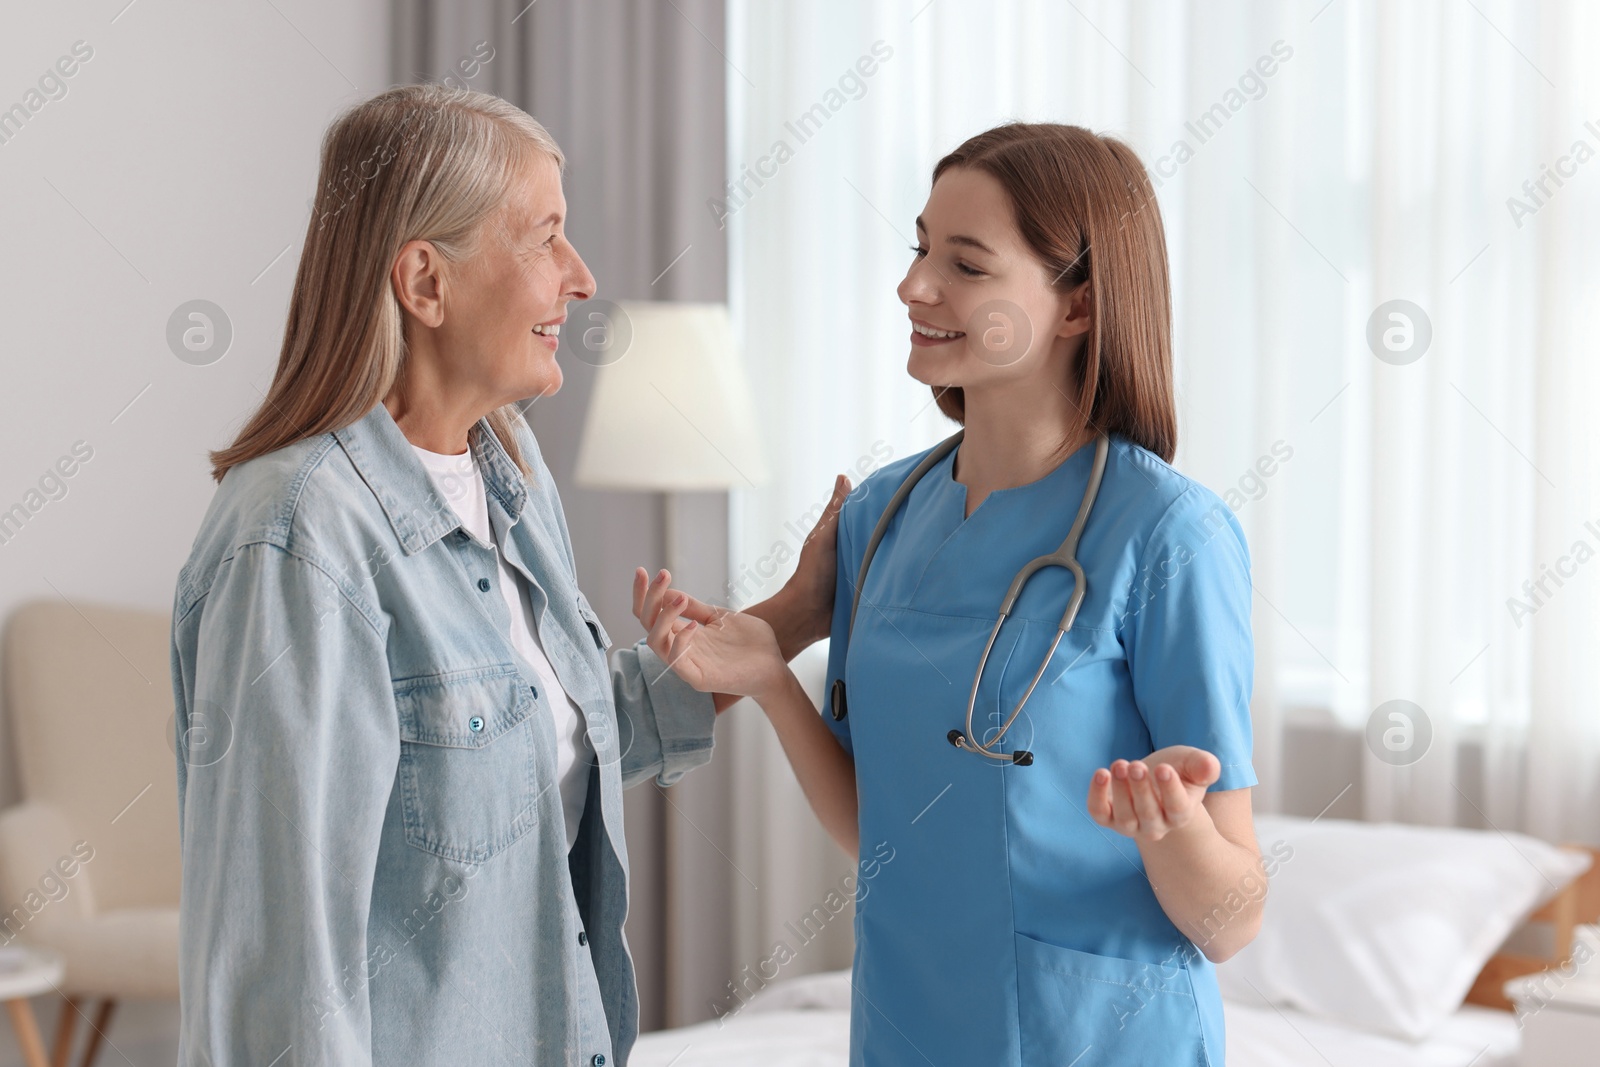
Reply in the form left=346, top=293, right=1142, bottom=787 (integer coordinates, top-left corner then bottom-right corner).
left=572, top=299, right=769, bottom=570
left=572, top=299, right=769, bottom=1025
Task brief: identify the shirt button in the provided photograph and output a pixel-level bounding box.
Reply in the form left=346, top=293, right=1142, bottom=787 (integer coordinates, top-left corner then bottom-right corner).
left=530, top=685, right=539, bottom=700
left=591, top=1056, right=605, bottom=1066
left=577, top=930, right=587, bottom=946
left=477, top=577, right=491, bottom=592
left=468, top=715, right=485, bottom=732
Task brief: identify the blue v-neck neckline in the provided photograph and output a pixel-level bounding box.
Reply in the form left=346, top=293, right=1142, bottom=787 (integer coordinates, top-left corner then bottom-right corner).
left=940, top=436, right=1102, bottom=525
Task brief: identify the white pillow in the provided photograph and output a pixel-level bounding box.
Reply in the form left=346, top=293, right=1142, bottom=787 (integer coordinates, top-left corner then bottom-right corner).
left=1216, top=814, right=1591, bottom=1040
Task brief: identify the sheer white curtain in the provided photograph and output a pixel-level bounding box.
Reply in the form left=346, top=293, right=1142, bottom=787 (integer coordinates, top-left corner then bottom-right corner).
left=725, top=0, right=1600, bottom=932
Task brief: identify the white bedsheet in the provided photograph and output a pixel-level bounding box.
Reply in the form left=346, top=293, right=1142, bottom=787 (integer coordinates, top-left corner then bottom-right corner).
left=631, top=1010, right=849, bottom=1067
left=1224, top=999, right=1519, bottom=1067
left=628, top=970, right=1522, bottom=1067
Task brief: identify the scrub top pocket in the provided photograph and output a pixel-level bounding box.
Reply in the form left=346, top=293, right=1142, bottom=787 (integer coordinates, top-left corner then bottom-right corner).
left=1013, top=931, right=1211, bottom=1067
left=393, top=664, right=540, bottom=864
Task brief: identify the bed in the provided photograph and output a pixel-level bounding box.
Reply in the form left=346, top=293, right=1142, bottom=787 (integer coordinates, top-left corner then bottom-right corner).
left=630, top=975, right=1523, bottom=1066
left=630, top=818, right=1600, bottom=1067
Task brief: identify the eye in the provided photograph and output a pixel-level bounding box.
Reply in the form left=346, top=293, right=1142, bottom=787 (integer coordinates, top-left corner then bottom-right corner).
left=909, top=244, right=927, bottom=258
left=955, top=261, right=985, bottom=277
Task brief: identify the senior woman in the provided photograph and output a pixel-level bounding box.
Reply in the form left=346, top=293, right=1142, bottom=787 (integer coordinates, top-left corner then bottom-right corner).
left=169, top=85, right=841, bottom=1065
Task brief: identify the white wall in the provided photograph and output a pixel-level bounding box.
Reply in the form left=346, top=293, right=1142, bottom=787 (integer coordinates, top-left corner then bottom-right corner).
left=0, top=1, right=389, bottom=1061
left=0, top=2, right=392, bottom=759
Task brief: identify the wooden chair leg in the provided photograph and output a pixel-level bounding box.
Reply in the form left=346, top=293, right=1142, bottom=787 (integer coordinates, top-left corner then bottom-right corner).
left=48, top=995, right=76, bottom=1067
left=75, top=1001, right=114, bottom=1067
left=6, top=997, right=51, bottom=1067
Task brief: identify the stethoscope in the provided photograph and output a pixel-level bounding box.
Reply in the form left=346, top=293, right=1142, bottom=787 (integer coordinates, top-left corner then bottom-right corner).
left=830, top=428, right=1110, bottom=766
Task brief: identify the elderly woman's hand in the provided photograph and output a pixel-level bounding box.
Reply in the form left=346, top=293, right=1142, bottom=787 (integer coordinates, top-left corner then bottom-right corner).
left=631, top=568, right=786, bottom=712
left=626, top=468, right=848, bottom=711
left=632, top=571, right=787, bottom=710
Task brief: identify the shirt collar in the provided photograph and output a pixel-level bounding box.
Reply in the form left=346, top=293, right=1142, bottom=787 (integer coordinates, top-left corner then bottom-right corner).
left=334, top=402, right=530, bottom=556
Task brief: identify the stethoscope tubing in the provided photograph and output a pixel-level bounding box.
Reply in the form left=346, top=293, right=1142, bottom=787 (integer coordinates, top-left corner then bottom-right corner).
left=839, top=429, right=1111, bottom=766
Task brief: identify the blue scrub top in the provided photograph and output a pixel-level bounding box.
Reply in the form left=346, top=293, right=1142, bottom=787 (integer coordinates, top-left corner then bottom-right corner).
left=825, top=431, right=1256, bottom=1067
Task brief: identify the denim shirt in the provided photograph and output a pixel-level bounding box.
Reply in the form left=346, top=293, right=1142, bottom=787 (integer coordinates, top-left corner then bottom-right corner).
left=169, top=401, right=716, bottom=1066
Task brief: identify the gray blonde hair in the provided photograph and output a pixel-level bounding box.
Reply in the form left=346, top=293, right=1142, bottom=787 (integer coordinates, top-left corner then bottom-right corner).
left=209, top=84, right=565, bottom=483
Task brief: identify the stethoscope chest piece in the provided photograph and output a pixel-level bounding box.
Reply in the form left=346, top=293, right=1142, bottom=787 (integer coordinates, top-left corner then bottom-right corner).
left=948, top=728, right=1034, bottom=765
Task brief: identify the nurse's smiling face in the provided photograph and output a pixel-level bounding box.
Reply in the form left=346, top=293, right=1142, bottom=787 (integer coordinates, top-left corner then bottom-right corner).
left=897, top=166, right=1090, bottom=400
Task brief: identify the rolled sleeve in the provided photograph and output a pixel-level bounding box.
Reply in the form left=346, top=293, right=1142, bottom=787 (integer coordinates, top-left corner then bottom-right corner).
left=1123, top=488, right=1258, bottom=792
left=614, top=638, right=717, bottom=789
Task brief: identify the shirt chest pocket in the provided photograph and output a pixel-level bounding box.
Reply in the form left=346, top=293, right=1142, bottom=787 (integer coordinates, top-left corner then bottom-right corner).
left=393, top=665, right=540, bottom=864
left=574, top=592, right=612, bottom=653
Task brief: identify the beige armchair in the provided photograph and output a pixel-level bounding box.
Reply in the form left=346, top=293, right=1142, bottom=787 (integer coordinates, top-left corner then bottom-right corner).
left=0, top=600, right=180, bottom=1067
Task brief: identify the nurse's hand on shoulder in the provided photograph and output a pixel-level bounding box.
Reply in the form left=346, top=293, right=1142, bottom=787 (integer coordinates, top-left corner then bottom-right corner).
left=1087, top=746, right=1221, bottom=843
left=631, top=567, right=787, bottom=711
left=780, top=474, right=853, bottom=644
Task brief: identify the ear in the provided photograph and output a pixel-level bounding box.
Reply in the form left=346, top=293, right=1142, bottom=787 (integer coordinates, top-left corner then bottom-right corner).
left=1056, top=280, right=1092, bottom=341
left=392, top=239, right=446, bottom=329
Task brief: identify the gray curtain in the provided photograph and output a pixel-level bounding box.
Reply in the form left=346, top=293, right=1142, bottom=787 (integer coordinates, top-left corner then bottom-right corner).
left=392, top=0, right=734, bottom=1030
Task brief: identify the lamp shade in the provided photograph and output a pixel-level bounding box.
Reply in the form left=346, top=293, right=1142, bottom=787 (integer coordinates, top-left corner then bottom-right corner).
left=572, top=301, right=769, bottom=491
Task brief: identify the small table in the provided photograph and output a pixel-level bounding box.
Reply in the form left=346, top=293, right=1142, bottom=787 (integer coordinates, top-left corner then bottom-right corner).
left=0, top=949, right=65, bottom=1067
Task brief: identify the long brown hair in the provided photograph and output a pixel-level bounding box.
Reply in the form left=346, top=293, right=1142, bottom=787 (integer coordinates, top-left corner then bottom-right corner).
left=930, top=123, right=1176, bottom=463
left=208, top=85, right=566, bottom=483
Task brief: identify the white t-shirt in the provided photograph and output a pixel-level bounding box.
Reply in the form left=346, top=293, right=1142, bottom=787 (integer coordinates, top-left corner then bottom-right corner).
left=410, top=441, right=590, bottom=851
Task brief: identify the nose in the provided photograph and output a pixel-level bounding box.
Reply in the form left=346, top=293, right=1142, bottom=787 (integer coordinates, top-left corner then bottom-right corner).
left=897, top=255, right=939, bottom=308
left=562, top=239, right=596, bottom=303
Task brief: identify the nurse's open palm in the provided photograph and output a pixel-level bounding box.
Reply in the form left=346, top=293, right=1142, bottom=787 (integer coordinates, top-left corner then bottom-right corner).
left=1087, top=746, right=1220, bottom=843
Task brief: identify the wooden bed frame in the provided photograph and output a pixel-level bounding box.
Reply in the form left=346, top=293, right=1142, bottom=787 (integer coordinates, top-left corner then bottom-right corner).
left=1465, top=844, right=1600, bottom=1011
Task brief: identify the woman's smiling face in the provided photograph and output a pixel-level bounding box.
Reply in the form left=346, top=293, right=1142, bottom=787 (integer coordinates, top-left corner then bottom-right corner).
left=446, top=152, right=595, bottom=407
left=897, top=166, right=1088, bottom=400
left=391, top=150, right=595, bottom=424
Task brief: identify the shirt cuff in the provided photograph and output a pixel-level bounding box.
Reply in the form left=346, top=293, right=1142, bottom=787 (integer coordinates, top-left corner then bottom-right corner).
left=634, top=641, right=716, bottom=778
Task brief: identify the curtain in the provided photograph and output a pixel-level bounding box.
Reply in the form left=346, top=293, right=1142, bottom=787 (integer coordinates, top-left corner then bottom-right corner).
left=727, top=0, right=1600, bottom=891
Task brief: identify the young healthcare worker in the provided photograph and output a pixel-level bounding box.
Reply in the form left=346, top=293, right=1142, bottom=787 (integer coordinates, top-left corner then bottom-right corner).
left=744, top=123, right=1267, bottom=1064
